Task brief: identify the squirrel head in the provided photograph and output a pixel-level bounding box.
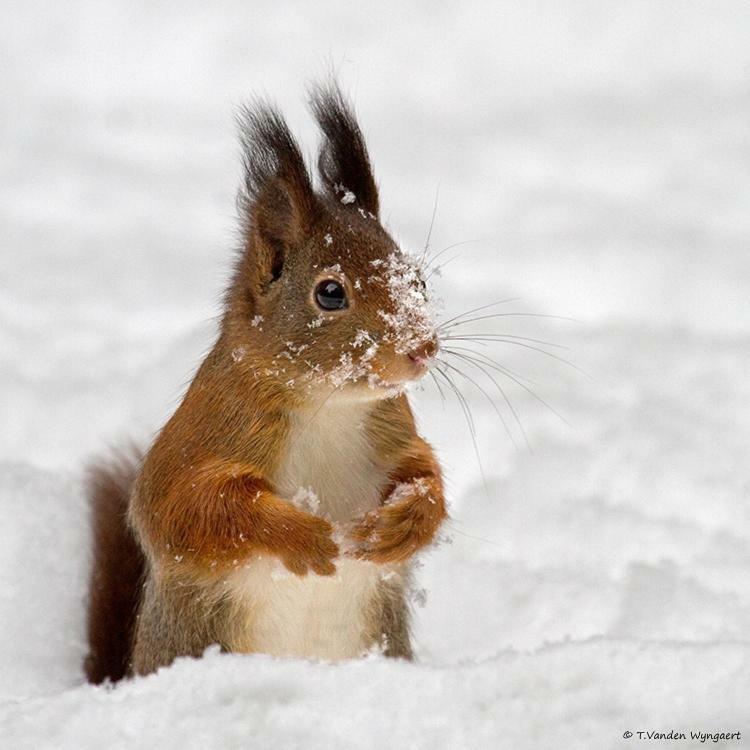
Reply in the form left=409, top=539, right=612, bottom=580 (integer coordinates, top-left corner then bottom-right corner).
left=222, top=82, right=438, bottom=403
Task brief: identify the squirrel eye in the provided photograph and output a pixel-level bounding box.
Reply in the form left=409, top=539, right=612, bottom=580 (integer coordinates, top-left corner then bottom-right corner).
left=314, top=279, right=348, bottom=311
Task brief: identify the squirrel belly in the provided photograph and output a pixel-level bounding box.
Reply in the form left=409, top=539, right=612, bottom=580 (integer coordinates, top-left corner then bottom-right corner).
left=224, top=396, right=405, bottom=660
left=225, top=558, right=406, bottom=660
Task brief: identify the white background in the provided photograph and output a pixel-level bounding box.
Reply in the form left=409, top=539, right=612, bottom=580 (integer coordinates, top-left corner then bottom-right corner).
left=2, top=2, right=749, bottom=747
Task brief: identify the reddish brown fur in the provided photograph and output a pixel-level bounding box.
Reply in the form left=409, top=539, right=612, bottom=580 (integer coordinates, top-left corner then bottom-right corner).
left=148, top=456, right=338, bottom=576
left=85, top=82, right=447, bottom=679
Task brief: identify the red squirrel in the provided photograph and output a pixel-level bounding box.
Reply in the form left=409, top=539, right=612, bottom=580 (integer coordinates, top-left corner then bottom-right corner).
left=84, top=82, right=447, bottom=683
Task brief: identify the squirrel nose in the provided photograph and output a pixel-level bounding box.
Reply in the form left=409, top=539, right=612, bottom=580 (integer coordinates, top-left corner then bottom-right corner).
left=408, top=338, right=438, bottom=366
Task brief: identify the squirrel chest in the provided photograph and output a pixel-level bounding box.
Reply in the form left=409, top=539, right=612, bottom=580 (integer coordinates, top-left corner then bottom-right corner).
left=274, top=399, right=386, bottom=522
left=226, top=399, right=395, bottom=659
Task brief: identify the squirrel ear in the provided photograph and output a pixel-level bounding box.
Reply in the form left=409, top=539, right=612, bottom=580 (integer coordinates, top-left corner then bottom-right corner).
left=237, top=103, right=316, bottom=292
left=309, top=80, right=379, bottom=218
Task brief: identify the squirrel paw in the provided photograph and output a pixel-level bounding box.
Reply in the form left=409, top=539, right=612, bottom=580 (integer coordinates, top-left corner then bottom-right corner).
left=278, top=516, right=339, bottom=576
left=348, top=503, right=422, bottom=564
left=349, top=480, right=445, bottom=564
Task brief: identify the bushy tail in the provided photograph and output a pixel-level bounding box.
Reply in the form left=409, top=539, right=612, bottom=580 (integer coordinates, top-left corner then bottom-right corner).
left=84, top=449, right=145, bottom=684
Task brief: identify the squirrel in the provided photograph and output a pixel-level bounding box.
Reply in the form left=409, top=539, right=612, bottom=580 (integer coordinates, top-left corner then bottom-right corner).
left=84, top=81, right=447, bottom=683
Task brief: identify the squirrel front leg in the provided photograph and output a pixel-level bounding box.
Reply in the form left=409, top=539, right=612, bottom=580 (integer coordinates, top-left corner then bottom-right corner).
left=350, top=438, right=447, bottom=564
left=140, top=457, right=338, bottom=576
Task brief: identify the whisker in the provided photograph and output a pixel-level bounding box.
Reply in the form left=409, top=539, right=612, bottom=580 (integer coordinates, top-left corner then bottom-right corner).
left=445, top=520, right=503, bottom=549
left=441, top=336, right=589, bottom=377
left=440, top=330, right=569, bottom=350
left=441, top=350, right=530, bottom=451
left=438, top=358, right=518, bottom=450
left=440, top=345, right=539, bottom=387
left=429, top=369, right=446, bottom=405
left=419, top=185, right=441, bottom=267
left=425, top=251, right=462, bottom=280
left=443, top=346, right=572, bottom=427
left=443, top=312, right=580, bottom=326
left=434, top=364, right=475, bottom=436
left=438, top=298, right=521, bottom=329
left=424, top=239, right=482, bottom=270
left=434, top=364, right=489, bottom=498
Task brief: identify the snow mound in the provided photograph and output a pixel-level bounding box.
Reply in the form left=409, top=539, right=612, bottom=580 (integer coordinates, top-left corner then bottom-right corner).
left=3, top=642, right=749, bottom=750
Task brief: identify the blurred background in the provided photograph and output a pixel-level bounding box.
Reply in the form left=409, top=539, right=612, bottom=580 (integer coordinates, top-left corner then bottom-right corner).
left=2, top=0, right=750, bottom=740
left=3, top=0, right=750, bottom=466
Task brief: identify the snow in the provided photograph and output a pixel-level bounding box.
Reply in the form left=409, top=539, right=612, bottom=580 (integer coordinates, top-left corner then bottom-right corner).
left=291, top=486, right=321, bottom=516
left=3, top=643, right=749, bottom=750
left=3, top=1, right=750, bottom=747
left=375, top=253, right=436, bottom=355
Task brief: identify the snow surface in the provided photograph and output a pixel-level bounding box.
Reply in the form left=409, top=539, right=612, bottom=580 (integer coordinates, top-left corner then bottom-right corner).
left=2, top=1, right=750, bottom=747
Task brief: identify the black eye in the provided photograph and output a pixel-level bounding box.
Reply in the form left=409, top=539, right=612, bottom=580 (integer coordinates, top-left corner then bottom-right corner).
left=314, top=279, right=348, bottom=311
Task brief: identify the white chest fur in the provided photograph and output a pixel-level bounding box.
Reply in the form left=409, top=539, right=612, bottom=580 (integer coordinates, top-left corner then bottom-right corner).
left=274, top=398, right=387, bottom=523
left=227, top=397, right=395, bottom=659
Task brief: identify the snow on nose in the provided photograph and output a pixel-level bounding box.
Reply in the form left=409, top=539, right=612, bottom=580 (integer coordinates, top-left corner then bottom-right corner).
left=374, top=253, right=436, bottom=355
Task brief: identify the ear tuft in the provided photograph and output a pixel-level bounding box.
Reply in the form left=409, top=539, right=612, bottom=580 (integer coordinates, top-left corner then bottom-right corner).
left=237, top=102, right=316, bottom=290
left=308, top=80, right=379, bottom=217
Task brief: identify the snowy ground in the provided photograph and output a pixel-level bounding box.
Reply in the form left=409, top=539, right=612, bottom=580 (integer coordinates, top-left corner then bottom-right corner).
left=2, top=2, right=750, bottom=748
